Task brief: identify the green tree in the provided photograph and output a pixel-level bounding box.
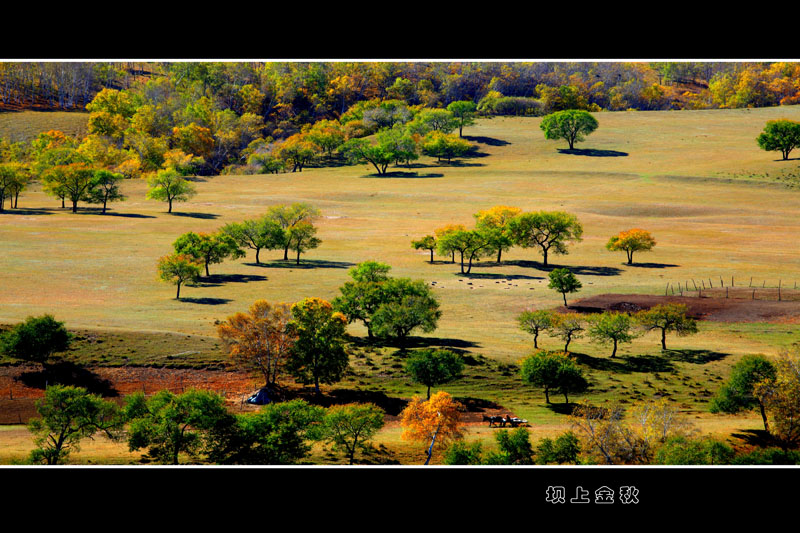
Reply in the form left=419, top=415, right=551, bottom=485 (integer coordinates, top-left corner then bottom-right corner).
left=474, top=206, right=522, bottom=263
left=412, top=235, right=437, bottom=263
left=338, top=137, right=397, bottom=175
left=535, top=431, right=582, bottom=464
left=588, top=312, right=637, bottom=358
left=710, top=354, right=777, bottom=432
left=125, top=388, right=232, bottom=465
left=484, top=427, right=534, bottom=465
left=27, top=385, right=124, bottom=465
left=548, top=268, right=582, bottom=307
left=552, top=313, right=585, bottom=352
left=146, top=168, right=196, bottom=213
left=41, top=162, right=98, bottom=213
left=286, top=220, right=322, bottom=265
left=265, top=203, right=321, bottom=261
left=87, top=169, right=125, bottom=214
left=436, top=228, right=494, bottom=274
left=157, top=253, right=202, bottom=299
left=539, top=109, right=599, bottom=150
left=447, top=100, right=478, bottom=137
left=322, top=403, right=385, bottom=464
left=654, top=436, right=734, bottom=465
left=756, top=119, right=800, bottom=160
left=286, top=298, right=349, bottom=395
left=369, top=278, right=442, bottom=343
left=520, top=349, right=585, bottom=404
left=635, top=304, right=698, bottom=350
left=404, top=349, right=465, bottom=399
left=220, top=217, right=285, bottom=265
left=1, top=314, right=71, bottom=367
left=443, top=440, right=484, bottom=465
left=332, top=261, right=393, bottom=340
left=509, top=211, right=583, bottom=267
left=173, top=231, right=244, bottom=276
left=517, top=309, right=557, bottom=349
left=420, top=131, right=473, bottom=163
left=557, top=362, right=590, bottom=403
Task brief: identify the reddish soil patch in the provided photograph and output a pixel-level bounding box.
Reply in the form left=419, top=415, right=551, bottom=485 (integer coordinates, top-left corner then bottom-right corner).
left=560, top=293, right=800, bottom=323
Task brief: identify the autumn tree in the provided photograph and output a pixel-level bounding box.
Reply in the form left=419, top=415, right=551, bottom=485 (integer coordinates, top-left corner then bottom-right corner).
left=286, top=298, right=349, bottom=396
left=400, top=391, right=465, bottom=465
left=508, top=211, right=583, bottom=267
left=411, top=235, right=437, bottom=263
left=588, top=312, right=637, bottom=358
left=552, top=312, right=585, bottom=352
left=322, top=403, right=385, bottom=465
left=146, top=168, right=196, bottom=213
left=306, top=119, right=346, bottom=159
left=404, top=349, right=465, bottom=399
left=710, top=354, right=777, bottom=432
left=0, top=164, right=21, bottom=212
left=265, top=203, right=321, bottom=261
left=41, top=162, right=98, bottom=213
left=606, top=229, right=656, bottom=265
left=87, top=169, right=125, bottom=214
left=756, top=119, right=800, bottom=160
left=754, top=352, right=800, bottom=448
left=216, top=300, right=295, bottom=393
left=548, top=268, right=582, bottom=307
left=420, top=131, right=473, bottom=163
left=635, top=304, right=698, bottom=351
left=474, top=205, right=522, bottom=263
left=540, top=109, right=599, bottom=150
left=220, top=217, right=285, bottom=265
left=434, top=224, right=467, bottom=263
left=436, top=228, right=494, bottom=274
left=275, top=133, right=316, bottom=172
left=0, top=314, right=71, bottom=367
left=173, top=231, right=244, bottom=277
left=517, top=309, right=557, bottom=349
left=28, top=385, right=124, bottom=465
left=156, top=253, right=202, bottom=299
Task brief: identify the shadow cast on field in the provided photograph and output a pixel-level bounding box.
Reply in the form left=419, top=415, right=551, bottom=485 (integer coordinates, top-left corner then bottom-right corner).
left=558, top=148, right=629, bottom=157
left=625, top=262, right=680, bottom=269
left=545, top=402, right=578, bottom=415
left=457, top=272, right=543, bottom=280
left=180, top=297, right=233, bottom=305
left=436, top=160, right=486, bottom=167
left=493, top=260, right=623, bottom=277
left=361, top=171, right=445, bottom=178
left=169, top=212, right=220, bottom=219
left=293, top=387, right=409, bottom=416
left=253, top=259, right=355, bottom=269
left=463, top=135, right=510, bottom=146
left=730, top=429, right=775, bottom=449
left=198, top=273, right=267, bottom=287
left=571, top=352, right=676, bottom=373
left=663, top=349, right=729, bottom=364
left=0, top=208, right=54, bottom=215
left=17, top=361, right=118, bottom=397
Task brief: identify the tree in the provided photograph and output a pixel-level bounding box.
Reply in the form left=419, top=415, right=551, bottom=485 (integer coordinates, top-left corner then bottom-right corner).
left=484, top=427, right=535, bottom=465
left=275, top=133, right=316, bottom=172
left=323, top=403, right=385, bottom=464
left=443, top=440, right=484, bottom=465
left=404, top=349, right=465, bottom=399
left=125, top=389, right=232, bottom=465
left=41, top=162, right=98, bottom=212
left=220, top=217, right=285, bottom=265
left=557, top=362, right=590, bottom=403
left=509, top=211, right=583, bottom=267
left=146, top=168, right=196, bottom=213
left=474, top=205, right=522, bottom=263
left=420, top=131, right=473, bottom=163
left=710, top=354, right=777, bottom=432
left=436, top=228, right=494, bottom=274
left=0, top=164, right=20, bottom=212
left=400, top=391, right=464, bottom=465
left=539, top=109, right=599, bottom=150
left=411, top=235, right=437, bottom=263
left=654, top=436, right=734, bottom=465
left=0, top=314, right=71, bottom=367
left=635, top=304, right=698, bottom=351
left=306, top=119, right=346, bottom=159
left=588, top=312, right=637, bottom=358
left=535, top=431, right=582, bottom=464
left=332, top=261, right=393, bottom=339
left=173, top=231, right=244, bottom=277
left=87, top=169, right=125, bottom=214
left=606, top=229, right=656, bottom=265
left=434, top=224, right=466, bottom=263
left=520, top=349, right=586, bottom=404
left=447, top=100, right=478, bottom=137
left=753, top=352, right=800, bottom=448
left=551, top=312, right=585, bottom=352
left=265, top=203, right=321, bottom=261
left=217, top=300, right=295, bottom=393
left=757, top=119, right=800, bottom=160
left=286, top=297, right=349, bottom=395
left=369, top=278, right=442, bottom=343
left=286, top=220, right=321, bottom=265
left=412, top=108, right=458, bottom=135
left=548, top=268, right=582, bottom=307
left=205, top=399, right=326, bottom=465
left=28, top=385, right=124, bottom=465
left=157, top=253, right=202, bottom=299
left=517, top=309, right=556, bottom=349
left=338, top=137, right=397, bottom=175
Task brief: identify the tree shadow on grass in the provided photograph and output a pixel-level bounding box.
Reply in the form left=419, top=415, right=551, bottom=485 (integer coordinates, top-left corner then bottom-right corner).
left=457, top=272, right=543, bottom=280
left=626, top=262, right=680, bottom=269
left=454, top=397, right=504, bottom=413
left=436, top=160, right=486, bottom=167
left=558, top=148, right=629, bottom=157
left=0, top=208, right=54, bottom=215
left=252, top=259, right=355, bottom=269
left=570, top=352, right=675, bottom=373
left=730, top=429, right=774, bottom=448
left=663, top=349, right=729, bottom=364
left=198, top=273, right=267, bottom=287
left=291, top=387, right=410, bottom=416
left=463, top=135, right=510, bottom=146
left=169, top=212, right=220, bottom=219
left=17, top=361, right=118, bottom=397
left=179, top=297, right=233, bottom=305
left=494, top=260, right=623, bottom=276
left=545, top=402, right=578, bottom=415
left=360, top=171, right=445, bottom=178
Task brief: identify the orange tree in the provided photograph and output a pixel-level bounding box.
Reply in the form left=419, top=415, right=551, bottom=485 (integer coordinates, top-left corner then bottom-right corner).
left=400, top=391, right=464, bottom=465
left=606, top=229, right=656, bottom=265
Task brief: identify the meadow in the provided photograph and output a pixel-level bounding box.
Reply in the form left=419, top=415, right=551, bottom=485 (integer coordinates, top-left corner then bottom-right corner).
left=2, top=104, right=800, bottom=463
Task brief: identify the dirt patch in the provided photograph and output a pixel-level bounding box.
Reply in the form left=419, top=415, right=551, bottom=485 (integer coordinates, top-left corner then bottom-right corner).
left=560, top=293, right=800, bottom=323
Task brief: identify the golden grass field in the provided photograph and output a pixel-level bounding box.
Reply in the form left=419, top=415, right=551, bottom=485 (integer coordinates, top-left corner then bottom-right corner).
left=2, top=105, right=800, bottom=463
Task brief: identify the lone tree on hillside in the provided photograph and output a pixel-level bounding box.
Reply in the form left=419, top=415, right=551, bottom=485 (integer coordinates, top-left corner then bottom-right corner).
left=400, top=391, right=464, bottom=465
left=87, top=169, right=125, bottom=214
left=322, top=403, right=385, bottom=465
left=635, top=304, right=698, bottom=351
left=404, top=349, right=465, bottom=399
left=157, top=253, right=202, bottom=299
left=548, top=268, right=582, bottom=307
left=588, top=312, right=637, bottom=358
left=0, top=314, right=71, bottom=367
left=447, top=100, right=478, bottom=137
left=606, top=229, right=656, bottom=265
left=146, top=169, right=196, bottom=213
left=517, top=309, right=557, bottom=349
left=508, top=211, right=583, bottom=267
left=757, top=119, right=800, bottom=160
left=411, top=235, right=437, bottom=263
left=540, top=109, right=599, bottom=150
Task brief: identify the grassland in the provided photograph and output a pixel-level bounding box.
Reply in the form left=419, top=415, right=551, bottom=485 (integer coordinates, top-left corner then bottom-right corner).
left=2, top=105, right=800, bottom=463
left=0, top=110, right=88, bottom=142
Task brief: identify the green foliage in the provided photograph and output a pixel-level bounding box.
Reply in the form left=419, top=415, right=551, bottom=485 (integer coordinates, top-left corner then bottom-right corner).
left=125, top=388, right=232, bottom=465
left=520, top=349, right=587, bottom=404
left=404, top=349, right=465, bottom=399
left=509, top=211, right=583, bottom=267
left=484, top=427, right=534, bottom=465
left=264, top=202, right=321, bottom=260
left=369, top=278, right=442, bottom=342
left=87, top=169, right=125, bottom=214
left=28, top=385, right=124, bottom=465
left=710, top=354, right=777, bottom=430
left=173, top=231, right=244, bottom=276
left=442, top=440, right=484, bottom=465
left=653, top=436, right=734, bottom=465
left=547, top=268, right=582, bottom=307
left=756, top=119, right=800, bottom=160
left=322, top=403, right=385, bottom=464
left=635, top=303, right=698, bottom=350
left=535, top=431, right=581, bottom=464
left=220, top=217, right=285, bottom=264
left=1, top=314, right=71, bottom=366
left=339, top=137, right=397, bottom=175
left=730, top=447, right=800, bottom=465
left=146, top=169, right=196, bottom=213
left=420, top=131, right=473, bottom=162
left=517, top=309, right=557, bottom=349
left=539, top=109, right=599, bottom=150
left=446, top=100, right=478, bottom=137
left=157, top=253, right=202, bottom=299
left=588, top=312, right=637, bottom=357
left=411, top=235, right=437, bottom=263
left=286, top=220, right=322, bottom=264
left=436, top=228, right=494, bottom=274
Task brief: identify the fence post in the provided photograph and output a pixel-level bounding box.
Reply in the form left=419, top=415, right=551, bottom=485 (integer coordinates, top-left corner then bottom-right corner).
left=726, top=287, right=729, bottom=299
left=720, top=276, right=724, bottom=287
left=709, top=278, right=713, bottom=288
left=692, top=279, right=697, bottom=290
left=749, top=276, right=753, bottom=287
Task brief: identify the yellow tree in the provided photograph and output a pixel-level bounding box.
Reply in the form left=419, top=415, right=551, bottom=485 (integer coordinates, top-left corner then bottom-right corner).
left=754, top=352, right=800, bottom=448
left=474, top=205, right=522, bottom=263
left=434, top=223, right=466, bottom=263
left=400, top=391, right=464, bottom=465
left=606, top=228, right=656, bottom=265
left=217, top=300, right=296, bottom=393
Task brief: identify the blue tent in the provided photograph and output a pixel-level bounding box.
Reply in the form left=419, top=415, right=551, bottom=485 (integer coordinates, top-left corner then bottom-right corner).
left=245, top=388, right=271, bottom=405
